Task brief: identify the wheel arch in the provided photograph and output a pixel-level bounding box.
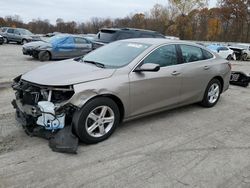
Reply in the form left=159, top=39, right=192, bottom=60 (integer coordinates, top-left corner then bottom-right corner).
left=211, top=76, right=224, bottom=93
left=39, top=50, right=52, bottom=60
left=82, top=94, right=125, bottom=123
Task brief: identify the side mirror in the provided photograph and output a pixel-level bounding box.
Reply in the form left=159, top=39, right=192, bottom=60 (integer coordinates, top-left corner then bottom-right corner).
left=134, top=63, right=160, bottom=72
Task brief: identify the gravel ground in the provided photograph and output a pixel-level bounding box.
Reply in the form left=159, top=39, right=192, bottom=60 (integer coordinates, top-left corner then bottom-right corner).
left=0, top=44, right=250, bottom=188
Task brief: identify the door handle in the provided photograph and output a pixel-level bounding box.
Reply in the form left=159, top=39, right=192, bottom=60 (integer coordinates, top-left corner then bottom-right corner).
left=204, top=66, right=210, bottom=70
left=171, top=71, right=181, bottom=76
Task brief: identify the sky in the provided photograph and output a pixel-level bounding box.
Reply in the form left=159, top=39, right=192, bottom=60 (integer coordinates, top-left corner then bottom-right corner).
left=0, top=0, right=218, bottom=24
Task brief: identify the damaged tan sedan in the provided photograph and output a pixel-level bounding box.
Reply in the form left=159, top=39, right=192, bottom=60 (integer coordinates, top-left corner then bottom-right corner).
left=12, top=38, right=231, bottom=144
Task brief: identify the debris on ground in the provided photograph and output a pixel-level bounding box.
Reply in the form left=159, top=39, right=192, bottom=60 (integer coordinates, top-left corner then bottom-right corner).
left=230, top=71, right=250, bottom=87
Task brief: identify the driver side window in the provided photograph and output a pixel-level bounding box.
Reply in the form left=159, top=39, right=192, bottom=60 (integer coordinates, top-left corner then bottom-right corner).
left=143, top=45, right=178, bottom=67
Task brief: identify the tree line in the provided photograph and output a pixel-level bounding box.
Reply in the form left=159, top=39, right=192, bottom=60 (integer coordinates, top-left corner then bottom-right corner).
left=0, top=0, right=250, bottom=42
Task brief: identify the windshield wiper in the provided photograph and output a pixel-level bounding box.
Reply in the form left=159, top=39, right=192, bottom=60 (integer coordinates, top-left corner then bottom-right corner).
left=83, top=60, right=105, bottom=68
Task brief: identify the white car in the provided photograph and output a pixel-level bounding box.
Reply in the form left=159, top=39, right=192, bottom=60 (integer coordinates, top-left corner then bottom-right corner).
left=235, top=43, right=250, bottom=60
left=207, top=45, right=235, bottom=60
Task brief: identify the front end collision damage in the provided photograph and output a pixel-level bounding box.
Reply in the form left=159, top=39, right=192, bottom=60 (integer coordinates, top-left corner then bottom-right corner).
left=11, top=75, right=80, bottom=153
left=11, top=74, right=123, bottom=153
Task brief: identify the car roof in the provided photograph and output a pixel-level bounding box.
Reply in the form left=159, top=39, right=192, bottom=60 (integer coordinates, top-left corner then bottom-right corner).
left=237, top=43, right=250, bottom=46
left=207, top=44, right=228, bottom=50
left=121, top=38, right=204, bottom=47
left=100, top=27, right=163, bottom=34
left=52, top=34, right=87, bottom=39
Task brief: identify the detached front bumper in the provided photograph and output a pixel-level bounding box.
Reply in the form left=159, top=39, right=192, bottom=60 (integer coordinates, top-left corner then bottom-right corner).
left=12, top=99, right=79, bottom=153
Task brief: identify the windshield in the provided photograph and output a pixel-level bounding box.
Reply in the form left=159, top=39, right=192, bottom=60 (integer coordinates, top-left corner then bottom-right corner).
left=18, top=29, right=33, bottom=35
left=82, top=41, right=151, bottom=68
left=235, top=44, right=248, bottom=50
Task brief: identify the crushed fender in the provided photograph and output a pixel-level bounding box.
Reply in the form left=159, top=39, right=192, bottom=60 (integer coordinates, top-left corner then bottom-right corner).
left=230, top=71, right=250, bottom=87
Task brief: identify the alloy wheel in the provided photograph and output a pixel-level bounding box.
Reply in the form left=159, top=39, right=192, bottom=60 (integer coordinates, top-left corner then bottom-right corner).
left=208, top=83, right=220, bottom=104
left=85, top=105, right=115, bottom=138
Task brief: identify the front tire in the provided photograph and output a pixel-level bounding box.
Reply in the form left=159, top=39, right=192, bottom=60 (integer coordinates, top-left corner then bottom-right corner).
left=242, top=53, right=248, bottom=61
left=38, top=51, right=51, bottom=61
left=73, top=97, right=120, bottom=144
left=200, top=79, right=221, bottom=107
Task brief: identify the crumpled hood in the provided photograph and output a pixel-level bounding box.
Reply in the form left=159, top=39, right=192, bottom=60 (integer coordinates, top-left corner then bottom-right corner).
left=23, top=41, right=51, bottom=49
left=21, top=59, right=115, bottom=86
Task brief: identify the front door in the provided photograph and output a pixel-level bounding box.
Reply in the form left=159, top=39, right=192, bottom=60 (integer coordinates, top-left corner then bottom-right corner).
left=129, top=44, right=182, bottom=117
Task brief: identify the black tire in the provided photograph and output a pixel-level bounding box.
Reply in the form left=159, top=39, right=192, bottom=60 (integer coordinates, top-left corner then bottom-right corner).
left=3, top=37, right=8, bottom=44
left=73, top=97, right=120, bottom=144
left=226, top=55, right=232, bottom=60
left=200, top=79, right=222, bottom=108
left=38, top=51, right=51, bottom=61
left=22, top=39, right=28, bottom=45
left=242, top=53, right=248, bottom=61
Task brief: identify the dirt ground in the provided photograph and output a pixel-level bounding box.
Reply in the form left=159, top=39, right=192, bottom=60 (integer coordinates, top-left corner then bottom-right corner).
left=0, top=44, right=250, bottom=188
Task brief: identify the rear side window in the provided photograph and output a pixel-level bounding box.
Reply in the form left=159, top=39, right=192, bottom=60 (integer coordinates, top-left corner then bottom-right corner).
left=143, top=45, right=178, bottom=67
left=180, top=45, right=204, bottom=63
left=202, top=49, right=214, bottom=59
left=74, top=37, right=87, bottom=44
left=14, top=30, right=20, bottom=35
left=155, top=34, right=165, bottom=38
left=140, top=33, right=155, bottom=38
left=7, top=29, right=14, bottom=33
left=116, top=32, right=134, bottom=40
left=96, top=29, right=117, bottom=43
left=218, top=47, right=228, bottom=51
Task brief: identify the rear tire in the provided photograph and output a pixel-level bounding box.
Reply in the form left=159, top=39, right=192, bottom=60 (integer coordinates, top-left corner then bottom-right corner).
left=38, top=51, right=51, bottom=61
left=200, top=79, right=221, bottom=108
left=226, top=54, right=232, bottom=60
left=22, top=39, right=28, bottom=45
left=3, top=37, right=8, bottom=44
left=73, top=97, right=120, bottom=144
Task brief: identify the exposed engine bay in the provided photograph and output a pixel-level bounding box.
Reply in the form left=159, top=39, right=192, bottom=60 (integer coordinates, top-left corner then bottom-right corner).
left=11, top=75, right=79, bottom=153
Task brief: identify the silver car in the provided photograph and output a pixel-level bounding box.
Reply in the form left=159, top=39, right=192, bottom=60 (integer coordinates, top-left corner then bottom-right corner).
left=12, top=39, right=231, bottom=143
left=1, top=27, right=40, bottom=44
left=22, top=34, right=93, bottom=61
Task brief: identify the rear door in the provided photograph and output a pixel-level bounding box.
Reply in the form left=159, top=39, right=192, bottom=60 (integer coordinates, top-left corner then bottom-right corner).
left=129, top=44, right=183, bottom=116
left=13, top=29, right=22, bottom=43
left=177, top=44, right=215, bottom=104
left=73, top=37, right=92, bottom=56
left=54, top=37, right=75, bottom=59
